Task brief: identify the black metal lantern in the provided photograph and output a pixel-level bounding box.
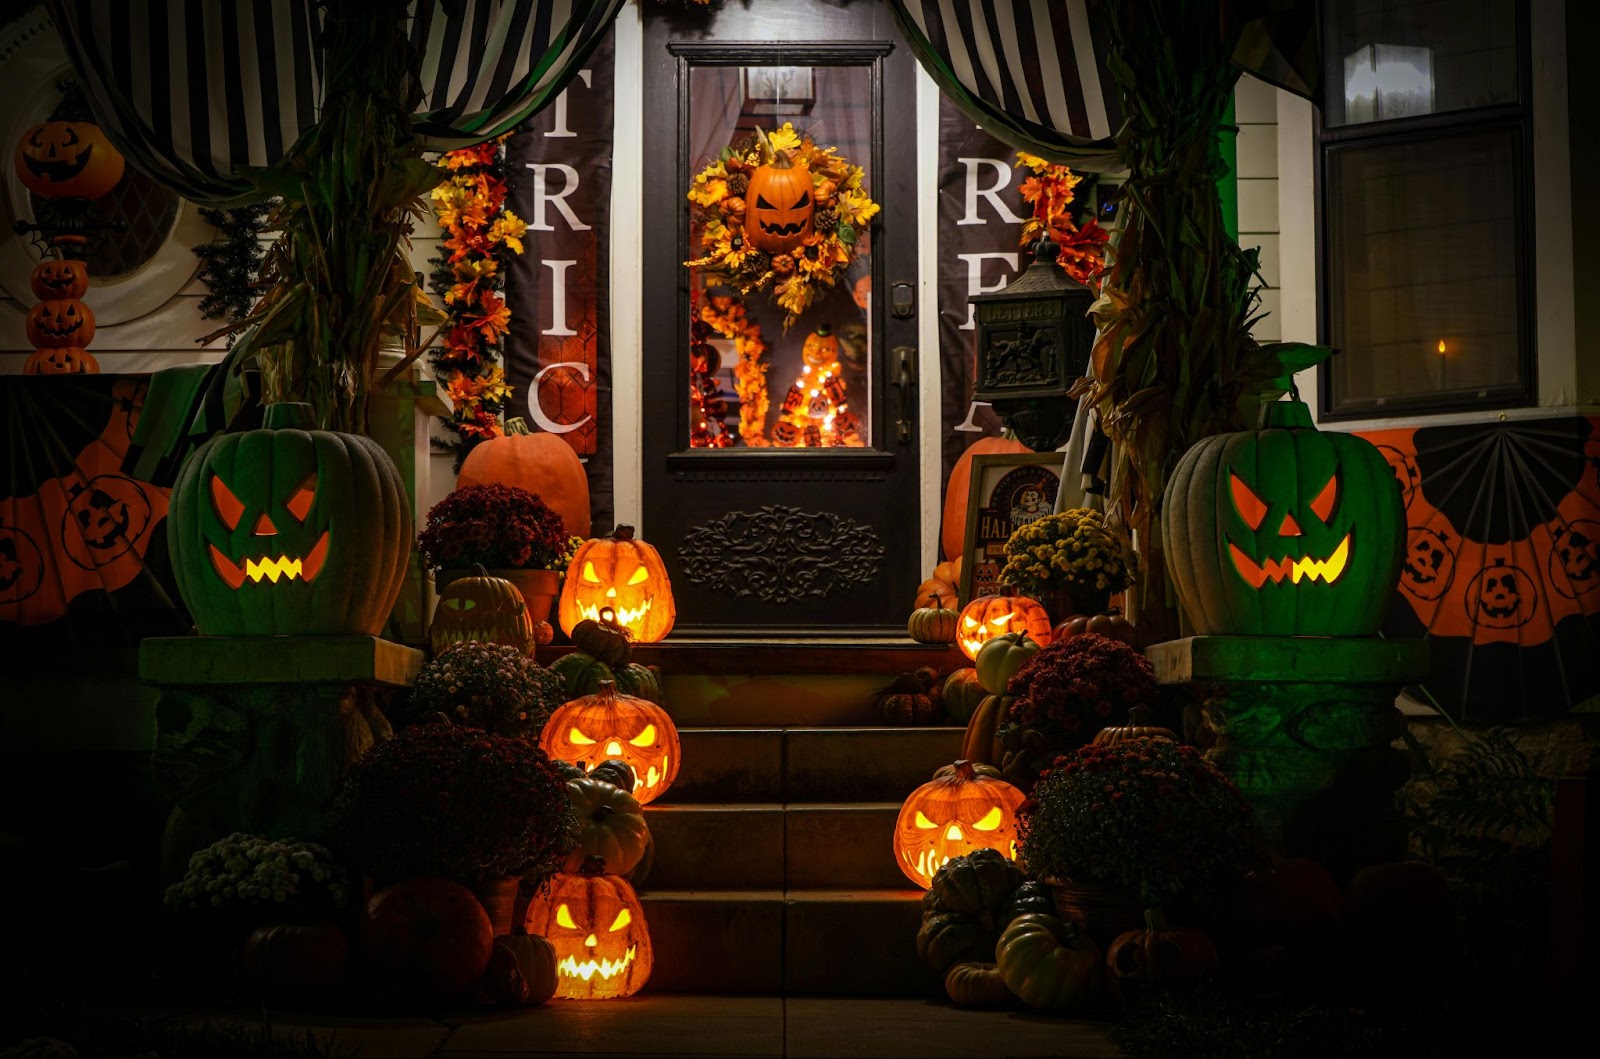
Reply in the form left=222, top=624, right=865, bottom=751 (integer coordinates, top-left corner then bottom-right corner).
left=968, top=236, right=1096, bottom=450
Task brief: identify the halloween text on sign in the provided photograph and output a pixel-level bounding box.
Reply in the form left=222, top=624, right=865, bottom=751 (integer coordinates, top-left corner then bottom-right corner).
left=504, top=29, right=615, bottom=529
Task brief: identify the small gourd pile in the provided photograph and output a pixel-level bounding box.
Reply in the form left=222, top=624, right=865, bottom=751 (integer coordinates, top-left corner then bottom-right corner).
left=549, top=608, right=664, bottom=703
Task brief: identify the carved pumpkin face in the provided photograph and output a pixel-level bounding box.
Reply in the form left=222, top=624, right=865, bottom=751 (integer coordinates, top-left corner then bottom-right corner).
left=23, top=346, right=98, bottom=375
left=894, top=761, right=1026, bottom=889
left=956, top=587, right=1053, bottom=660
left=538, top=682, right=680, bottom=804
left=522, top=860, right=653, bottom=999
left=558, top=526, right=675, bottom=642
left=63, top=474, right=150, bottom=570
left=1551, top=521, right=1600, bottom=599
left=0, top=524, right=44, bottom=605
left=1466, top=557, right=1537, bottom=629
left=744, top=147, right=814, bottom=254
left=1163, top=400, right=1405, bottom=636
left=167, top=403, right=412, bottom=636
left=430, top=568, right=535, bottom=656
left=802, top=326, right=840, bottom=368
left=31, top=258, right=89, bottom=300
left=14, top=120, right=125, bottom=199
left=1401, top=527, right=1456, bottom=602
left=26, top=299, right=95, bottom=348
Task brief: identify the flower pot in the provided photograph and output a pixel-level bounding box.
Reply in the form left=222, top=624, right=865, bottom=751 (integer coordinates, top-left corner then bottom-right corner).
left=437, top=567, right=559, bottom=629
left=471, top=876, right=522, bottom=936
left=1044, top=877, right=1147, bottom=948
left=1045, top=583, right=1112, bottom=625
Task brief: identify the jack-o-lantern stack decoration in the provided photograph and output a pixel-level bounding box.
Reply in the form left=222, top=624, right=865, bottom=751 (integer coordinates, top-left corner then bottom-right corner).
left=15, top=119, right=124, bottom=201
left=956, top=586, right=1053, bottom=660
left=894, top=760, right=1026, bottom=889
left=167, top=402, right=413, bottom=635
left=22, top=257, right=100, bottom=375
left=744, top=126, right=814, bottom=255
left=558, top=526, right=675, bottom=642
left=539, top=680, right=680, bottom=805
left=1162, top=397, right=1404, bottom=636
left=523, top=854, right=654, bottom=1000
left=774, top=325, right=862, bottom=448
left=429, top=563, right=536, bottom=657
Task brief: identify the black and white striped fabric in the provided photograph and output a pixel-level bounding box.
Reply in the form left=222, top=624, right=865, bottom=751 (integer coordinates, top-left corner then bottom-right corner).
left=888, top=0, right=1124, bottom=171
left=46, top=0, right=623, bottom=204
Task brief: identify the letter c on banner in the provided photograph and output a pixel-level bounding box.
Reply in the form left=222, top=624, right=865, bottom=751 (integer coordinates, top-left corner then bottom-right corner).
left=528, top=361, right=594, bottom=434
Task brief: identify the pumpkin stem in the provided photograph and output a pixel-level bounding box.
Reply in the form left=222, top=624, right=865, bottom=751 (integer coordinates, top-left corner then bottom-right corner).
left=754, top=125, right=792, bottom=169
left=1143, top=907, right=1169, bottom=933
left=504, top=417, right=532, bottom=436
left=579, top=854, right=609, bottom=876
left=472, top=562, right=489, bottom=578
left=997, top=585, right=1017, bottom=598
left=613, top=525, right=636, bottom=542
left=593, top=804, right=614, bottom=822
left=595, top=680, right=617, bottom=703
left=1127, top=705, right=1150, bottom=726
left=951, top=759, right=976, bottom=781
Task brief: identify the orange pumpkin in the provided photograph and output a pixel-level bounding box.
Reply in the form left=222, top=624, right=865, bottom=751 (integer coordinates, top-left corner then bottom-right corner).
left=941, top=435, right=1032, bottom=562
left=914, top=557, right=964, bottom=609
left=801, top=324, right=841, bottom=368
left=25, top=299, right=95, bottom=348
left=557, top=525, right=675, bottom=642
left=956, top=586, right=1052, bottom=660
left=894, top=760, right=1026, bottom=889
left=14, top=120, right=125, bottom=199
left=743, top=129, right=814, bottom=254
left=30, top=258, right=89, bottom=300
left=522, top=855, right=653, bottom=999
left=538, top=681, right=680, bottom=804
left=23, top=346, right=99, bottom=375
left=429, top=564, right=535, bottom=657
left=457, top=417, right=591, bottom=539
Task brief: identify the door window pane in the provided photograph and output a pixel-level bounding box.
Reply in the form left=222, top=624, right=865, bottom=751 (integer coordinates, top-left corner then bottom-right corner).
left=1325, top=0, right=1518, bottom=128
left=1326, top=127, right=1524, bottom=412
left=685, top=63, right=874, bottom=449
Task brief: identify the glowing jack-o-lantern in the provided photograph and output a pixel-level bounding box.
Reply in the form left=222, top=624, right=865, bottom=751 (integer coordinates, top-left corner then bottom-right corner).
left=956, top=585, right=1052, bottom=660
left=1162, top=398, right=1404, bottom=636
left=743, top=128, right=814, bottom=254
left=167, top=402, right=412, bottom=636
left=31, top=259, right=89, bottom=301
left=25, top=299, right=95, bottom=348
left=522, top=855, right=653, bottom=999
left=557, top=525, right=675, bottom=642
left=429, top=563, right=535, bottom=656
left=894, top=760, right=1026, bottom=889
left=538, top=681, right=680, bottom=804
left=14, top=120, right=125, bottom=199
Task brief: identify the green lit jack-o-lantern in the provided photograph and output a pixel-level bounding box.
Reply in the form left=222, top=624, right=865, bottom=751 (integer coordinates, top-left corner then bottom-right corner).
left=1162, top=399, right=1403, bottom=636
left=168, top=403, right=412, bottom=635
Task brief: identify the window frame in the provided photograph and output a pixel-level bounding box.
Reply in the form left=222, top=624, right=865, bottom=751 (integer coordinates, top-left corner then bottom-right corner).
left=1315, top=0, right=1537, bottom=421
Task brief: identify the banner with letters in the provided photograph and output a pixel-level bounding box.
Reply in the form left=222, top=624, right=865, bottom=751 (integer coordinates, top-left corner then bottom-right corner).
left=505, top=30, right=616, bottom=530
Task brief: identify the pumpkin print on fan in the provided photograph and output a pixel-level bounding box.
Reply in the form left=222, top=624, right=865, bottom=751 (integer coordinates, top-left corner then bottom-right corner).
left=1550, top=521, right=1600, bottom=600
left=557, top=526, right=675, bottom=642
left=14, top=120, right=125, bottom=199
left=743, top=128, right=814, bottom=254
left=429, top=564, right=535, bottom=656
left=1465, top=556, right=1537, bottom=630
left=1401, top=527, right=1457, bottom=602
left=167, top=402, right=411, bottom=635
left=894, top=760, right=1026, bottom=889
left=956, top=586, right=1052, bottom=660
left=30, top=258, right=89, bottom=300
left=1162, top=398, right=1404, bottom=636
left=25, top=299, right=95, bottom=348
left=23, top=347, right=99, bottom=375
left=539, top=681, right=680, bottom=804
left=523, top=855, right=653, bottom=1000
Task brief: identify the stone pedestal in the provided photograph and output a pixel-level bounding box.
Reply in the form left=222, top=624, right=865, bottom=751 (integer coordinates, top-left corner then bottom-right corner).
left=140, top=635, right=422, bottom=879
left=1147, top=636, right=1429, bottom=879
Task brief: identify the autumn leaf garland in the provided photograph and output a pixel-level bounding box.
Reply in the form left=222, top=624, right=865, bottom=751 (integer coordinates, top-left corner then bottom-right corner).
left=428, top=136, right=530, bottom=468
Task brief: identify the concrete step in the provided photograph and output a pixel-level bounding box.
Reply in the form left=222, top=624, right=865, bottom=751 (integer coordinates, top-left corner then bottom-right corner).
left=638, top=889, right=938, bottom=997
left=663, top=726, right=964, bottom=804
left=642, top=803, right=907, bottom=891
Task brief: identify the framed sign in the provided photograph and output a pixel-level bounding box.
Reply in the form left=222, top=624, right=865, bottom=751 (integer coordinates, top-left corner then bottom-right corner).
left=959, top=452, right=1065, bottom=604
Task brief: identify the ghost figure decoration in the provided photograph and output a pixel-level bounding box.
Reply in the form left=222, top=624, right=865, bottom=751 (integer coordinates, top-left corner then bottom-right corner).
left=167, top=403, right=412, bottom=635
left=558, top=526, right=675, bottom=642
left=1162, top=398, right=1404, bottom=636
left=522, top=855, right=653, bottom=999
left=538, top=681, right=680, bottom=804
left=894, top=760, right=1026, bottom=889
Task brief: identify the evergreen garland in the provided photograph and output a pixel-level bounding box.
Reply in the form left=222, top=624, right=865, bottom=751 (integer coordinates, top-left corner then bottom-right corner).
left=193, top=203, right=271, bottom=333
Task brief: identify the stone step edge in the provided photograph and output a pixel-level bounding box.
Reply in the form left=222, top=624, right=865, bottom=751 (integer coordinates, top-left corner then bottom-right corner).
left=674, top=726, right=963, bottom=734
left=638, top=889, right=924, bottom=903
left=644, top=802, right=903, bottom=813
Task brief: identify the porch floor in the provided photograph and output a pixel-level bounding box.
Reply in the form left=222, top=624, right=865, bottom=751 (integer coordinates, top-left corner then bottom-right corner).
left=161, top=995, right=1121, bottom=1058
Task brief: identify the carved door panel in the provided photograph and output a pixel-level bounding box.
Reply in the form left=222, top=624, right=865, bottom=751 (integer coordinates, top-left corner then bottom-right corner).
left=641, top=1, right=920, bottom=636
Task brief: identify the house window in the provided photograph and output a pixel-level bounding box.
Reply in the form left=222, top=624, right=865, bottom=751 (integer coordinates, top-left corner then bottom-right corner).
left=1318, top=0, right=1532, bottom=419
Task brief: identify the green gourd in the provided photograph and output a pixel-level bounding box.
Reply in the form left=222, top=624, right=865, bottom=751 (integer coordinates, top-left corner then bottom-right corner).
left=168, top=403, right=410, bottom=635
left=1162, top=398, right=1404, bottom=636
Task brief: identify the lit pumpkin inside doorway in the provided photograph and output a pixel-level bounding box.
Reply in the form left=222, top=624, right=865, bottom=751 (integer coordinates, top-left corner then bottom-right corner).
left=894, top=760, right=1026, bottom=889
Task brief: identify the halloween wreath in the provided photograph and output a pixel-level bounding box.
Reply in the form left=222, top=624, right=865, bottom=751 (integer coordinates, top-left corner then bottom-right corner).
left=686, top=123, right=880, bottom=328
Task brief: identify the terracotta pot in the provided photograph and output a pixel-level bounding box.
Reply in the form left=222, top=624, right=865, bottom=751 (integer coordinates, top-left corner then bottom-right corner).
left=471, top=876, right=521, bottom=936
left=438, top=567, right=559, bottom=628
left=1045, top=583, right=1111, bottom=625
left=1045, top=877, right=1146, bottom=948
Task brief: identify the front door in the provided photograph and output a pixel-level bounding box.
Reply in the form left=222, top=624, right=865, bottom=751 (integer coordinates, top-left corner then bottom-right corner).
left=641, top=0, right=921, bottom=638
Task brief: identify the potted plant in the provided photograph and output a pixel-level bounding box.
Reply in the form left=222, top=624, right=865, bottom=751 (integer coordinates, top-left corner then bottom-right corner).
left=325, top=721, right=577, bottom=934
left=1018, top=738, right=1254, bottom=946
left=419, top=484, right=570, bottom=626
left=1000, top=508, right=1134, bottom=624
left=395, top=641, right=565, bottom=740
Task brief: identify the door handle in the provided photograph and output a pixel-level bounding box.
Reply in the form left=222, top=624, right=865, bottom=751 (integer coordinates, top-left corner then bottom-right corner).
left=892, top=346, right=915, bottom=445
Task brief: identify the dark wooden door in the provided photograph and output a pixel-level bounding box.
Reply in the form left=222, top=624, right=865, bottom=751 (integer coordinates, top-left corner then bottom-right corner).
left=641, top=1, right=921, bottom=637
